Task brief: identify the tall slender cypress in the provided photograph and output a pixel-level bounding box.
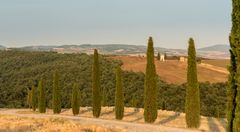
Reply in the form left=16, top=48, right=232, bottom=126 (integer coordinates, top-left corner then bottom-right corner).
left=228, top=0, right=240, bottom=131
left=53, top=71, right=61, bottom=114
left=115, top=66, right=124, bottom=120
left=31, top=85, right=37, bottom=111
left=72, top=83, right=80, bottom=115
left=185, top=38, right=200, bottom=128
left=38, top=79, right=46, bottom=113
left=92, top=49, right=101, bottom=118
left=144, top=37, right=157, bottom=123
left=27, top=87, right=32, bottom=109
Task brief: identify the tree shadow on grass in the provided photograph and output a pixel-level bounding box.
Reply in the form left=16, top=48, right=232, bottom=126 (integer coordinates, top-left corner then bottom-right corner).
left=80, top=107, right=92, bottom=114
left=101, top=109, right=114, bottom=116
left=125, top=109, right=139, bottom=117
left=207, top=117, right=221, bottom=132
left=157, top=112, right=180, bottom=125
left=61, top=109, right=69, bottom=113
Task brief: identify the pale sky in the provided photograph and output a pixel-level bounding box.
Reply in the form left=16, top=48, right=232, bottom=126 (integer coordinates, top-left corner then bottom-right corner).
left=0, top=0, right=231, bottom=49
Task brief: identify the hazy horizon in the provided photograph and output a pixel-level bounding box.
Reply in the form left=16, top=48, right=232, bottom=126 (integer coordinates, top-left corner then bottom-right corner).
left=0, top=0, right=231, bottom=49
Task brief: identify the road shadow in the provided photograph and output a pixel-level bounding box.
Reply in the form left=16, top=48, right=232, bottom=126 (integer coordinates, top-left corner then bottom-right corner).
left=157, top=112, right=180, bottom=125
left=125, top=109, right=139, bottom=117
left=217, top=118, right=227, bottom=131
left=61, top=109, right=69, bottom=113
left=80, top=107, right=92, bottom=114
left=207, top=117, right=221, bottom=132
left=101, top=109, right=114, bottom=116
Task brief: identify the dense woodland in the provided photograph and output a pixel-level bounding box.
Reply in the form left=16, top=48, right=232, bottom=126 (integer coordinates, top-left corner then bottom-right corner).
left=0, top=50, right=227, bottom=117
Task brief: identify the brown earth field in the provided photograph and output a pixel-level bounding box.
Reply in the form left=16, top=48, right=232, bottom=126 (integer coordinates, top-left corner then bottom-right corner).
left=110, top=56, right=228, bottom=84
left=0, top=107, right=227, bottom=132
left=202, top=59, right=230, bottom=68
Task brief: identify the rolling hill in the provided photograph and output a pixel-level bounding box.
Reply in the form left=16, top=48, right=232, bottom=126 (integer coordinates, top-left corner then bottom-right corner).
left=111, top=56, right=228, bottom=84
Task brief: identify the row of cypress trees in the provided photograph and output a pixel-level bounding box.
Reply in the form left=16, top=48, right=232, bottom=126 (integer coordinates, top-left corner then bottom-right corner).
left=26, top=37, right=201, bottom=126
left=26, top=50, right=125, bottom=119
left=27, top=71, right=62, bottom=114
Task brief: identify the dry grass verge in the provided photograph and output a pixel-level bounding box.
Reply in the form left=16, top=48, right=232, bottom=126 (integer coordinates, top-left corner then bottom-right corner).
left=0, top=114, right=127, bottom=132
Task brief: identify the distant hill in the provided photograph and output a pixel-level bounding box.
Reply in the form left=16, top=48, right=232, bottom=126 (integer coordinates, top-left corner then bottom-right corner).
left=0, top=45, right=5, bottom=50
left=198, top=44, right=230, bottom=52
left=18, top=45, right=58, bottom=51
left=10, top=44, right=230, bottom=59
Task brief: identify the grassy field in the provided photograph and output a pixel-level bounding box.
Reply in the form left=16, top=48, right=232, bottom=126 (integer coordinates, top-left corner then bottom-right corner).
left=111, top=56, right=228, bottom=84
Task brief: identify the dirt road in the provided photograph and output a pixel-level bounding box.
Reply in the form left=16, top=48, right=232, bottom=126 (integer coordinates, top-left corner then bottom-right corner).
left=0, top=109, right=198, bottom=132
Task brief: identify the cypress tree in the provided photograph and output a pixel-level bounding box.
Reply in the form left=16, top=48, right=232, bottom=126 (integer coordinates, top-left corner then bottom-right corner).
left=38, top=79, right=46, bottom=113
left=101, top=88, right=107, bottom=106
left=228, top=0, right=240, bottom=131
left=144, top=37, right=158, bottom=123
left=228, top=50, right=237, bottom=132
left=162, top=101, right=166, bottom=111
left=185, top=38, right=200, bottom=128
left=157, top=52, right=160, bottom=60
left=164, top=52, right=167, bottom=59
left=31, top=85, right=37, bottom=111
left=92, top=49, right=101, bottom=118
left=27, top=87, right=32, bottom=109
left=72, top=83, right=80, bottom=115
left=115, top=66, right=124, bottom=120
left=53, top=71, right=61, bottom=114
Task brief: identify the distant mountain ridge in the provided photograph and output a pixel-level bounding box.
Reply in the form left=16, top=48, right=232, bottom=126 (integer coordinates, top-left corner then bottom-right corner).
left=6, top=44, right=230, bottom=59
left=198, top=44, right=230, bottom=52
